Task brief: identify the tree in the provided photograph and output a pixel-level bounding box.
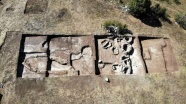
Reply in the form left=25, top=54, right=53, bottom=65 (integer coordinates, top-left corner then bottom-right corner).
left=128, top=0, right=151, bottom=17
left=151, top=4, right=167, bottom=18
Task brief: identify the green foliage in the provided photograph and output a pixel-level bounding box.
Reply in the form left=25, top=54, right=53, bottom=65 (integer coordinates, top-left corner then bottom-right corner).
left=151, top=4, right=168, bottom=18
left=175, top=14, right=186, bottom=30
left=128, top=0, right=170, bottom=25
left=174, top=0, right=181, bottom=4
left=128, top=0, right=151, bottom=17
left=103, top=20, right=128, bottom=34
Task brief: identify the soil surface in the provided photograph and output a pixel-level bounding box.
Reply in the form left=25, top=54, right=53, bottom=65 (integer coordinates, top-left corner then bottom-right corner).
left=0, top=0, right=186, bottom=104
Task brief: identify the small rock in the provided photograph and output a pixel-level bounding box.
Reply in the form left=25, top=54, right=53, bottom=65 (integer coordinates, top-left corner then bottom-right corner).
left=0, top=83, right=3, bottom=88
left=98, top=63, right=105, bottom=69
left=71, top=53, right=82, bottom=60
left=105, top=77, right=109, bottom=82
left=39, top=77, right=44, bottom=81
left=98, top=60, right=102, bottom=63
left=112, top=47, right=119, bottom=55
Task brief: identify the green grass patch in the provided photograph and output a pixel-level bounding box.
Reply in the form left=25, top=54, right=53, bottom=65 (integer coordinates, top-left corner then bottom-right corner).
left=103, top=20, right=128, bottom=34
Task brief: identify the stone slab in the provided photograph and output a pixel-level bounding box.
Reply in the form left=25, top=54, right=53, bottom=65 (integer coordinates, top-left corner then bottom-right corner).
left=22, top=53, right=48, bottom=78
left=24, top=36, right=48, bottom=53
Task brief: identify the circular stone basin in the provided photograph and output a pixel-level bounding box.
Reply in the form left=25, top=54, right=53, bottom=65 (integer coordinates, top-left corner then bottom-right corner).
left=124, top=37, right=133, bottom=44
left=123, top=44, right=132, bottom=54
left=112, top=47, right=119, bottom=55
left=101, top=40, right=112, bottom=49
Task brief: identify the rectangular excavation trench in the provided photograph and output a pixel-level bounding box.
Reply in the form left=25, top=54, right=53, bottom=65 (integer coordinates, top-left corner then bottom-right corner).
left=138, top=36, right=178, bottom=73
left=16, top=35, right=178, bottom=78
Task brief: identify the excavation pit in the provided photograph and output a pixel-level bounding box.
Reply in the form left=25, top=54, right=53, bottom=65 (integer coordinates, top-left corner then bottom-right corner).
left=17, top=35, right=178, bottom=78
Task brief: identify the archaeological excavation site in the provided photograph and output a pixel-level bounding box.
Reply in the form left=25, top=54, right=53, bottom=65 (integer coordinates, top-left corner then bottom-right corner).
left=0, top=0, right=186, bottom=104
left=17, top=35, right=177, bottom=78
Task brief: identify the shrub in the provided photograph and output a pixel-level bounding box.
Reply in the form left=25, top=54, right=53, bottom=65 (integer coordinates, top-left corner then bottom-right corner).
left=128, top=0, right=151, bottom=17
left=174, top=0, right=181, bottom=4
left=151, top=4, right=168, bottom=18
left=175, top=14, right=186, bottom=30
left=103, top=20, right=128, bottom=34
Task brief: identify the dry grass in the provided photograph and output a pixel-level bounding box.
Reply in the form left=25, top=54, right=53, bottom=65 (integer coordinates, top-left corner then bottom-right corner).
left=1, top=1, right=186, bottom=103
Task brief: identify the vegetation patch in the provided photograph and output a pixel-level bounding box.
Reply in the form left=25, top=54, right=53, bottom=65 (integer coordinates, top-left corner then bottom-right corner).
left=128, top=0, right=171, bottom=27
left=175, top=14, right=186, bottom=30
left=128, top=0, right=151, bottom=17
left=103, top=20, right=128, bottom=34
left=151, top=4, right=170, bottom=21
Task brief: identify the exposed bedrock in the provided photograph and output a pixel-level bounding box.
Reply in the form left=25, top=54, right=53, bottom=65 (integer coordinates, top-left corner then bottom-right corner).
left=22, top=71, right=45, bottom=78
left=49, top=37, right=71, bottom=52
left=50, top=51, right=70, bottom=65
left=72, top=36, right=95, bottom=55
left=49, top=36, right=95, bottom=76
left=71, top=53, right=82, bottom=60
left=130, top=37, right=146, bottom=76
left=72, top=47, right=95, bottom=75
left=49, top=37, right=72, bottom=76
left=24, top=36, right=48, bottom=53
left=22, top=53, right=48, bottom=78
left=48, top=61, right=74, bottom=76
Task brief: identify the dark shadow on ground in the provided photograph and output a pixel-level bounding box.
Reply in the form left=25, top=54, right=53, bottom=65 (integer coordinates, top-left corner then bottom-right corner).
left=160, top=16, right=172, bottom=24
left=0, top=94, right=3, bottom=102
left=132, top=10, right=172, bottom=27
left=137, top=13, right=162, bottom=27
left=120, top=29, right=133, bottom=35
